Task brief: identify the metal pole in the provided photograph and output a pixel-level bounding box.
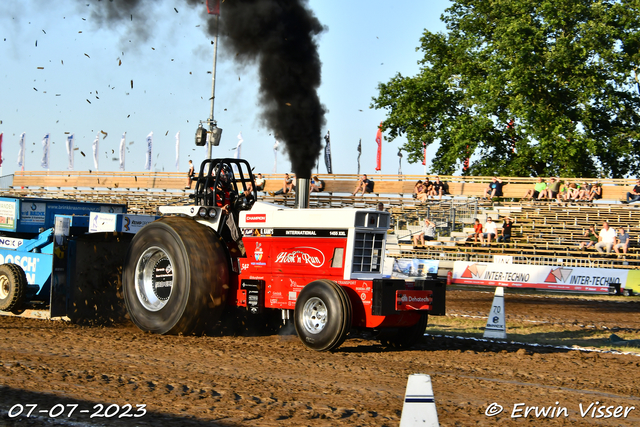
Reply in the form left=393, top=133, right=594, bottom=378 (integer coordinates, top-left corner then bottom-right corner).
left=207, top=14, right=220, bottom=160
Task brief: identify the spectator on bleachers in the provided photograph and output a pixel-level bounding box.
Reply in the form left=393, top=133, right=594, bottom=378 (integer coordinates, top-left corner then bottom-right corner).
left=578, top=181, right=592, bottom=201
left=413, top=180, right=428, bottom=202
left=497, top=216, right=515, bottom=243
left=480, top=216, right=498, bottom=246
left=469, top=218, right=483, bottom=243
left=310, top=175, right=324, bottom=192
left=625, top=178, right=640, bottom=203
left=271, top=172, right=294, bottom=196
left=413, top=218, right=436, bottom=248
left=413, top=180, right=423, bottom=198
left=423, top=177, right=434, bottom=197
left=541, top=177, right=562, bottom=201
left=588, top=182, right=602, bottom=201
left=432, top=176, right=446, bottom=200
left=562, top=182, right=581, bottom=202
left=579, top=225, right=598, bottom=250
left=595, top=221, right=617, bottom=254
left=352, top=174, right=374, bottom=196
left=523, top=177, right=547, bottom=200
left=254, top=173, right=265, bottom=192
left=483, top=177, right=503, bottom=199
left=614, top=227, right=630, bottom=257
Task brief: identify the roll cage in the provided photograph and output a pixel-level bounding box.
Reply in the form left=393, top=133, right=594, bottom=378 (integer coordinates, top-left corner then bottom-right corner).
left=191, top=158, right=257, bottom=210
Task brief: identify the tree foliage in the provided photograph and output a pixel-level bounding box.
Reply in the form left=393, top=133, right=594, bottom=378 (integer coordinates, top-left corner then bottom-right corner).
left=372, top=0, right=640, bottom=178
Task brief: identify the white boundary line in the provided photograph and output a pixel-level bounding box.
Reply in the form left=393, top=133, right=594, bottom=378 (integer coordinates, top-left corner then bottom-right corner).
left=425, top=333, right=640, bottom=357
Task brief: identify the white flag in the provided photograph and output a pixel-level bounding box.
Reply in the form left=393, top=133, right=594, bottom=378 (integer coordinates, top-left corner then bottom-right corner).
left=175, top=131, right=180, bottom=172
left=119, top=132, right=126, bottom=171
left=41, top=133, right=50, bottom=169
left=17, top=133, right=25, bottom=170
left=66, top=134, right=74, bottom=170
left=145, top=132, right=153, bottom=171
left=273, top=139, right=279, bottom=173
left=92, top=134, right=99, bottom=170
left=235, top=132, right=243, bottom=160
left=233, top=132, right=243, bottom=173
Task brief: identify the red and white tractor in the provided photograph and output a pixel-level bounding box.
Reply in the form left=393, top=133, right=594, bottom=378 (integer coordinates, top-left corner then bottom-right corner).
left=122, top=158, right=446, bottom=351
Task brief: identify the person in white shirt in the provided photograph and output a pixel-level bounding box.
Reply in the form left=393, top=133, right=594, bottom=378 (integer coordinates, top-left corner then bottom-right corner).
left=595, top=221, right=617, bottom=254
left=480, top=217, right=498, bottom=246
left=413, top=218, right=436, bottom=247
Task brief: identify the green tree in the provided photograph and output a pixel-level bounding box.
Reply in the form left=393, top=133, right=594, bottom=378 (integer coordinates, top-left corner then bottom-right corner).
left=372, top=0, right=640, bottom=178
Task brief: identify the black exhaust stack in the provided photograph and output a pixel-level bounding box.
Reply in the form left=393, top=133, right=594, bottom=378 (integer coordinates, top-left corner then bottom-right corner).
left=295, top=178, right=310, bottom=209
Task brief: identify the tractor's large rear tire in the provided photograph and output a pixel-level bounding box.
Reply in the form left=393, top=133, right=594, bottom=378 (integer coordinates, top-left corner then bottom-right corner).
left=123, top=217, right=229, bottom=335
left=294, top=280, right=352, bottom=352
left=378, top=314, right=429, bottom=349
left=0, top=264, right=27, bottom=312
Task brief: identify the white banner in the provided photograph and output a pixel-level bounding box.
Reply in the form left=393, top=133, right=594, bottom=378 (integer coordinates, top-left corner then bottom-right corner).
left=175, top=131, right=180, bottom=172
left=66, top=134, right=74, bottom=170
left=145, top=132, right=153, bottom=171
left=451, top=261, right=626, bottom=293
left=41, top=133, right=50, bottom=169
left=17, top=133, right=25, bottom=170
left=119, top=132, right=126, bottom=171
left=92, top=134, right=99, bottom=171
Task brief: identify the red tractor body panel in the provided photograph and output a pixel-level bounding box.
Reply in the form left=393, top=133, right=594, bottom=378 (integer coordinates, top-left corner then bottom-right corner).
left=227, top=203, right=440, bottom=329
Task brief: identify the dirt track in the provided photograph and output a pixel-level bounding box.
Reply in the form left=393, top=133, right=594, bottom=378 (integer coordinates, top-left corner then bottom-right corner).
left=1, top=290, right=640, bottom=426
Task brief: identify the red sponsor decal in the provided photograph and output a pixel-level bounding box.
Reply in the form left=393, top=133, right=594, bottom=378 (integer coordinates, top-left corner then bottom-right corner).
left=246, top=214, right=266, bottom=223
left=396, top=290, right=432, bottom=311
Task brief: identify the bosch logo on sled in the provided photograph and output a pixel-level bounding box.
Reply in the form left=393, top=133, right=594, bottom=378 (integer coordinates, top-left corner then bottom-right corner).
left=0, top=254, right=39, bottom=283
left=275, top=247, right=325, bottom=268
left=246, top=214, right=266, bottom=223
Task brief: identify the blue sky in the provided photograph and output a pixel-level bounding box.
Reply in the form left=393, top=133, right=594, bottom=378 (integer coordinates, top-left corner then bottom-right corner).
left=0, top=0, right=451, bottom=177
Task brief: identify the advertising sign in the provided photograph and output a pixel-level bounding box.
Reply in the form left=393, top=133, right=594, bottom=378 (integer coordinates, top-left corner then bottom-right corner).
left=90, top=212, right=118, bottom=233
left=121, top=215, right=157, bottom=233
left=20, top=202, right=47, bottom=225
left=0, top=200, right=17, bottom=231
left=390, top=258, right=439, bottom=279
left=452, top=261, right=626, bottom=293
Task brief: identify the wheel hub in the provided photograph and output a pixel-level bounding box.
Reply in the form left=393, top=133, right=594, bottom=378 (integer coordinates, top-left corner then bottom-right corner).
left=134, top=246, right=175, bottom=312
left=0, top=276, right=8, bottom=300
left=301, top=297, right=328, bottom=334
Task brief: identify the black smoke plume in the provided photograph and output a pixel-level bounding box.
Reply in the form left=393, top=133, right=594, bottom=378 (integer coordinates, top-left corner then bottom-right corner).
left=216, top=0, right=326, bottom=178
left=81, top=0, right=326, bottom=178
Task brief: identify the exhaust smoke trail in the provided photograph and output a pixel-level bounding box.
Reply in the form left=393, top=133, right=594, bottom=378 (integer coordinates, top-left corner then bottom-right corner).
left=82, top=0, right=327, bottom=178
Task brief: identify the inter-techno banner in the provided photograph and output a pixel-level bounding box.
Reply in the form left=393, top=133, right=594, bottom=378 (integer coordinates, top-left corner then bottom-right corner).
left=452, top=261, right=627, bottom=293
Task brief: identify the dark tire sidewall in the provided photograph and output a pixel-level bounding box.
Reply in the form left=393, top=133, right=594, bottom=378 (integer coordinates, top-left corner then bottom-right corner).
left=294, top=280, right=348, bottom=351
left=123, top=221, right=191, bottom=334
left=123, top=217, right=229, bottom=335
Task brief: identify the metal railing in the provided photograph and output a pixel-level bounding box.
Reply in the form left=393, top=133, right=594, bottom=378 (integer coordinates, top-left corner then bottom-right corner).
left=0, top=174, right=14, bottom=190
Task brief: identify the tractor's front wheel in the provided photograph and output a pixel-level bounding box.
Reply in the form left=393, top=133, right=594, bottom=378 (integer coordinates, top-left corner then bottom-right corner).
left=294, top=280, right=352, bottom=351
left=123, top=217, right=229, bottom=335
left=0, top=264, right=27, bottom=312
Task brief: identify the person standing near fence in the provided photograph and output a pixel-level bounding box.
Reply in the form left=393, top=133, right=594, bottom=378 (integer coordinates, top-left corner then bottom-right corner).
left=185, top=160, right=195, bottom=189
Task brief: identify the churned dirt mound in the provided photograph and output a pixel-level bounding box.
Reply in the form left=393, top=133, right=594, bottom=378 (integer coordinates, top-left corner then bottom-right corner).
left=0, top=290, right=639, bottom=426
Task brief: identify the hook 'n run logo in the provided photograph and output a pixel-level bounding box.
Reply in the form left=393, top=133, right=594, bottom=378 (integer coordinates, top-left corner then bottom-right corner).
left=275, top=247, right=324, bottom=268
